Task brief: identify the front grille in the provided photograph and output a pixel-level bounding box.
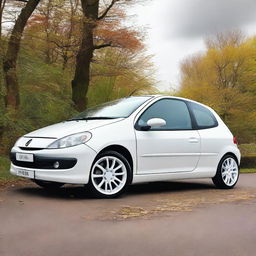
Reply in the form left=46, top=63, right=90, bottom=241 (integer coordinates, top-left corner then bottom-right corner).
left=10, top=152, right=77, bottom=169
left=19, top=147, right=44, bottom=151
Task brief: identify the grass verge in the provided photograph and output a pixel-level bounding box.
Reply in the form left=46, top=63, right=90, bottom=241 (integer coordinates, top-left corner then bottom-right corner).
left=0, top=156, right=21, bottom=182
left=240, top=169, right=256, bottom=173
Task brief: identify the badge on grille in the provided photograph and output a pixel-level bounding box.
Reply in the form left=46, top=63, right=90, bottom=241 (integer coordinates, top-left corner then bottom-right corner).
left=25, top=139, right=32, bottom=147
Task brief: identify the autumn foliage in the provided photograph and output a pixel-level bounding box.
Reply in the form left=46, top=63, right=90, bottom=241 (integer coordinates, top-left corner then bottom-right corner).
left=178, top=31, right=256, bottom=143
left=0, top=0, right=155, bottom=153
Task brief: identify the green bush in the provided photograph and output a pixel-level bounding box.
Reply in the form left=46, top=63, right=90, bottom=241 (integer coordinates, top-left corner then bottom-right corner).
left=239, top=144, right=256, bottom=156
left=0, top=49, right=77, bottom=155
left=240, top=155, right=256, bottom=168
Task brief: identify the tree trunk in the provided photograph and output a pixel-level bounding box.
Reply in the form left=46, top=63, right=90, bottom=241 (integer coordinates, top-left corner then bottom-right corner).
left=0, top=0, right=6, bottom=94
left=61, top=0, right=78, bottom=70
left=0, top=0, right=6, bottom=82
left=71, top=0, right=99, bottom=111
left=0, top=1, right=7, bottom=148
left=0, top=0, right=7, bottom=40
left=3, top=0, right=40, bottom=109
left=44, top=0, right=53, bottom=64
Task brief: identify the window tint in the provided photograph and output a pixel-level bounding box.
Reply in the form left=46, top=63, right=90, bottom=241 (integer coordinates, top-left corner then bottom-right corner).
left=190, top=102, right=218, bottom=129
left=137, top=99, right=192, bottom=130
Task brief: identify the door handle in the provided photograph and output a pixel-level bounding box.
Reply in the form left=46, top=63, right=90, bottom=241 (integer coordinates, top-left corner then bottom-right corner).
left=189, top=137, right=199, bottom=143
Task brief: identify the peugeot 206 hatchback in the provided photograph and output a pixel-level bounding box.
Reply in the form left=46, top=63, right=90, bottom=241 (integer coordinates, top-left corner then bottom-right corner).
left=10, top=95, right=241, bottom=197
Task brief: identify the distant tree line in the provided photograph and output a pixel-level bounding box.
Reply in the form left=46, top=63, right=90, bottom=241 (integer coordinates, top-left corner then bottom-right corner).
left=178, top=31, right=256, bottom=143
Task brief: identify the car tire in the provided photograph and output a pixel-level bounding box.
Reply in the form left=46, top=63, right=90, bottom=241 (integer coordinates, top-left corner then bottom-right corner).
left=34, top=180, right=64, bottom=190
left=88, top=151, right=132, bottom=198
left=212, top=154, right=239, bottom=189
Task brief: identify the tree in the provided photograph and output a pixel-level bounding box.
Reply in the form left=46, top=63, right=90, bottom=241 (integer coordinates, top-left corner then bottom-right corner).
left=23, top=0, right=150, bottom=102
left=88, top=47, right=155, bottom=106
left=0, top=0, right=7, bottom=40
left=0, top=0, right=154, bottom=154
left=3, top=0, right=41, bottom=110
left=179, top=31, right=256, bottom=143
left=0, top=0, right=7, bottom=104
left=27, top=0, right=81, bottom=68
left=71, top=0, right=137, bottom=111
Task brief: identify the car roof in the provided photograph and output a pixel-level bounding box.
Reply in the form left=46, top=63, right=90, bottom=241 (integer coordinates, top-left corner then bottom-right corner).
left=140, top=94, right=216, bottom=113
left=145, top=94, right=195, bottom=102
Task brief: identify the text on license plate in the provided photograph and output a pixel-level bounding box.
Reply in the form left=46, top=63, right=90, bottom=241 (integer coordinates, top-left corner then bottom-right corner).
left=16, top=153, right=34, bottom=162
left=16, top=169, right=35, bottom=179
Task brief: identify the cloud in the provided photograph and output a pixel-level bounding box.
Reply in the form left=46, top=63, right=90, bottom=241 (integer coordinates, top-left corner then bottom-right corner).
left=165, top=0, right=256, bottom=38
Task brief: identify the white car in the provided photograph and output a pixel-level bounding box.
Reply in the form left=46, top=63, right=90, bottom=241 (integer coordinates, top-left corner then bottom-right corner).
left=10, top=95, right=241, bottom=197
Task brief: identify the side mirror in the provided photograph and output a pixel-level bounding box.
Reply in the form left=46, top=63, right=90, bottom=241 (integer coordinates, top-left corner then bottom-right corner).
left=140, top=118, right=166, bottom=131
left=147, top=118, right=166, bottom=129
left=139, top=118, right=166, bottom=131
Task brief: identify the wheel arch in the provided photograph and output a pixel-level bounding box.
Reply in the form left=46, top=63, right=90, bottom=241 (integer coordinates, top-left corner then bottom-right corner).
left=213, top=151, right=240, bottom=177
left=97, top=145, right=134, bottom=174
left=218, top=145, right=241, bottom=167
left=220, top=152, right=239, bottom=166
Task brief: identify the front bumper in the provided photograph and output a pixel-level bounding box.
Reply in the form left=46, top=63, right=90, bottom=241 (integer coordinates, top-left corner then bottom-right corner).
left=10, top=144, right=97, bottom=184
left=10, top=153, right=77, bottom=169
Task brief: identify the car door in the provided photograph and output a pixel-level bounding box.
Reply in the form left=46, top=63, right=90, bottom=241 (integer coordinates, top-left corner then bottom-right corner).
left=135, top=98, right=201, bottom=174
left=188, top=101, right=220, bottom=169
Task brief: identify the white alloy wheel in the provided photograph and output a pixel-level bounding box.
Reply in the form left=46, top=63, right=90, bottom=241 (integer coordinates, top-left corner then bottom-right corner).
left=91, top=156, right=128, bottom=196
left=221, top=157, right=239, bottom=186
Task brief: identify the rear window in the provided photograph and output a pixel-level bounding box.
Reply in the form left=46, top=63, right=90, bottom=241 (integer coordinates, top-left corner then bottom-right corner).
left=189, top=102, right=218, bottom=129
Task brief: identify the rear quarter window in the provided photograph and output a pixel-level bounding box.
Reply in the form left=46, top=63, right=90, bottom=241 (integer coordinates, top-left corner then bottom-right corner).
left=189, top=102, right=218, bottom=129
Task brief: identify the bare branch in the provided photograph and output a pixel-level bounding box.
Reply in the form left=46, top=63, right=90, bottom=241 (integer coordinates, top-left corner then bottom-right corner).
left=49, top=40, right=80, bottom=49
left=93, top=42, right=112, bottom=49
left=15, top=0, right=29, bottom=2
left=97, top=0, right=119, bottom=20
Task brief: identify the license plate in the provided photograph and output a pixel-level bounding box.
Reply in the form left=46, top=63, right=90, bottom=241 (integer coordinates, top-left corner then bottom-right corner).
left=16, top=153, right=34, bottom=162
left=16, top=168, right=35, bottom=179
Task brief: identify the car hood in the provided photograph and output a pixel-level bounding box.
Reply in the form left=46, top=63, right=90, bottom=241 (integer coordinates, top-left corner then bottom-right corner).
left=24, top=119, right=123, bottom=139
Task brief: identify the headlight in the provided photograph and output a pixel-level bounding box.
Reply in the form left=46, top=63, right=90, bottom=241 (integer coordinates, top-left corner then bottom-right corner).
left=47, top=132, right=92, bottom=149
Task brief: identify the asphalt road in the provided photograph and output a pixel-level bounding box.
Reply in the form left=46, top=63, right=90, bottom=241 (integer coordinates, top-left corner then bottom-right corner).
left=0, top=174, right=256, bottom=256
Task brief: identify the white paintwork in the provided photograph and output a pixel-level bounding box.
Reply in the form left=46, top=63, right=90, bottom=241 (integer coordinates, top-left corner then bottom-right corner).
left=135, top=129, right=200, bottom=174
left=10, top=144, right=97, bottom=184
left=25, top=119, right=124, bottom=139
left=10, top=95, right=241, bottom=189
left=147, top=118, right=166, bottom=129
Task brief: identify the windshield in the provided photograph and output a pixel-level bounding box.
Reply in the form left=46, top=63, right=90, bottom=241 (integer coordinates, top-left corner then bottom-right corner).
left=70, top=96, right=152, bottom=120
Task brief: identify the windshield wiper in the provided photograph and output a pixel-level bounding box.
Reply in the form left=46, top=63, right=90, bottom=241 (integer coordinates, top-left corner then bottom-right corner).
left=67, top=117, right=120, bottom=121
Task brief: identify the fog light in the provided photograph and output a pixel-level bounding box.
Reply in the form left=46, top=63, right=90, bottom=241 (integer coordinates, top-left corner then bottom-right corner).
left=53, top=161, right=60, bottom=169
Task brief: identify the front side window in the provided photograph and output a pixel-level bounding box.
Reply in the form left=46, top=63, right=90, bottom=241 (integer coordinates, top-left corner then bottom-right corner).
left=189, top=102, right=218, bottom=129
left=137, top=99, right=192, bottom=130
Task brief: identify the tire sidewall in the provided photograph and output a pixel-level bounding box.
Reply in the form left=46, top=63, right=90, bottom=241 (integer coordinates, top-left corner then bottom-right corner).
left=214, top=154, right=240, bottom=189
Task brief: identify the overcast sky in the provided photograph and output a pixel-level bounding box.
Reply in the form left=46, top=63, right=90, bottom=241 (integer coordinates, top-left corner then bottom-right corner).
left=130, top=0, right=256, bottom=91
